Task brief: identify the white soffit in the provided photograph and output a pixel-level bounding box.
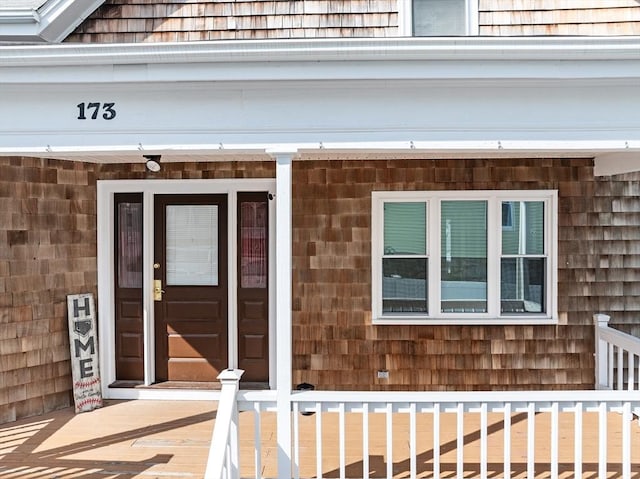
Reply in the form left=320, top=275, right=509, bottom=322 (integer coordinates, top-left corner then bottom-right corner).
left=0, top=0, right=105, bottom=43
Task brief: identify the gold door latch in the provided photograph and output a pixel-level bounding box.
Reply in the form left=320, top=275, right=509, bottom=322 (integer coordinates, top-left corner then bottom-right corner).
left=153, top=279, right=165, bottom=301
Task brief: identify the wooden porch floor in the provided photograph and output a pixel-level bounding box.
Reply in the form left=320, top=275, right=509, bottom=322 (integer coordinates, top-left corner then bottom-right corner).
left=0, top=399, right=639, bottom=478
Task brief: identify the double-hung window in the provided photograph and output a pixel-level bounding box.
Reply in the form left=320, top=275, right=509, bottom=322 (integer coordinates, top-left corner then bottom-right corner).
left=399, top=0, right=479, bottom=36
left=372, top=190, right=557, bottom=324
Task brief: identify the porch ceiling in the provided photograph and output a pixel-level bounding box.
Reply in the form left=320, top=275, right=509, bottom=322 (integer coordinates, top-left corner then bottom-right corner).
left=7, top=146, right=640, bottom=178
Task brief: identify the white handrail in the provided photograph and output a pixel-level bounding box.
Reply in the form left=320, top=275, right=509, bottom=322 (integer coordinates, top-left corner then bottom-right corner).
left=289, top=389, right=639, bottom=412
left=594, top=313, right=640, bottom=390
left=205, top=369, right=244, bottom=479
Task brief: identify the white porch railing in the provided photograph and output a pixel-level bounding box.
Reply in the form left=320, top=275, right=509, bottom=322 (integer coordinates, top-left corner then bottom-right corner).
left=287, top=390, right=639, bottom=479
left=208, top=385, right=640, bottom=479
left=594, top=313, right=640, bottom=391
left=206, top=317, right=640, bottom=479
left=204, top=369, right=244, bottom=479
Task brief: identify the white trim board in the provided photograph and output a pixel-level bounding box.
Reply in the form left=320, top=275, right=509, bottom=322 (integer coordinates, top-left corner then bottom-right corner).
left=0, top=0, right=106, bottom=43
left=97, top=178, right=276, bottom=400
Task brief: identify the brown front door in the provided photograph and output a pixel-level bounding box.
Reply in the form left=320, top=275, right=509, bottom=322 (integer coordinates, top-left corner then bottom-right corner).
left=237, top=193, right=270, bottom=384
left=154, top=194, right=228, bottom=382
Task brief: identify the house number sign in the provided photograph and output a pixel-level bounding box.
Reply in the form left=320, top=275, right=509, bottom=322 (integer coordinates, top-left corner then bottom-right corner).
left=77, top=102, right=117, bottom=120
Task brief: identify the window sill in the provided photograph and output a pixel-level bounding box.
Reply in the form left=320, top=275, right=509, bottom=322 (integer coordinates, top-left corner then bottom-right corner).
left=372, top=316, right=558, bottom=326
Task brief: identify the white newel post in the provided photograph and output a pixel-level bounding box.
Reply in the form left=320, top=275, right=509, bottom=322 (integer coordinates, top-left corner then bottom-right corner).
left=205, top=368, right=243, bottom=479
left=275, top=152, right=294, bottom=479
left=594, top=314, right=610, bottom=389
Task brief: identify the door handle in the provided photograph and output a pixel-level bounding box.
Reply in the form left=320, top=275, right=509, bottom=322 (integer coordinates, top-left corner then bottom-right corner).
left=153, top=279, right=165, bottom=301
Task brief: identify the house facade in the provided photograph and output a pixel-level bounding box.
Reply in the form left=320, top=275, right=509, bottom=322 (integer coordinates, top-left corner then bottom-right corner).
left=1, top=0, right=640, bottom=424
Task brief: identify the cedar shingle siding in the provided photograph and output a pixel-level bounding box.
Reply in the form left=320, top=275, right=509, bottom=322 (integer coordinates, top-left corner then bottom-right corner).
left=291, top=159, right=640, bottom=390
left=0, top=157, right=97, bottom=423
left=2, top=156, right=640, bottom=420
left=65, top=0, right=399, bottom=42
left=65, top=0, right=640, bottom=42
left=479, top=0, right=640, bottom=36
left=0, top=159, right=275, bottom=423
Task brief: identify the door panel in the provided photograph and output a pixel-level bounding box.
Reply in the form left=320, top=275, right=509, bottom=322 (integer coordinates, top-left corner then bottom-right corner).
left=237, top=192, right=269, bottom=384
left=114, top=193, right=144, bottom=382
left=154, top=194, right=228, bottom=383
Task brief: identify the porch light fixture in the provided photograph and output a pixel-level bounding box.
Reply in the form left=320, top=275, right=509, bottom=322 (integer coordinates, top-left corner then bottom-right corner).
left=144, top=155, right=161, bottom=172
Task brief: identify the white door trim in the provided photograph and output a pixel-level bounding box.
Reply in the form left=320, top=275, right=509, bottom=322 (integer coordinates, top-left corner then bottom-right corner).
left=97, top=178, right=276, bottom=400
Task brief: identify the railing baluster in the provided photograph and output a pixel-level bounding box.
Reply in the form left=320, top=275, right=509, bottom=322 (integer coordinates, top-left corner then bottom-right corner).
left=293, top=402, right=300, bottom=479
left=599, top=401, right=607, bottom=479
left=623, top=401, right=631, bottom=479
left=433, top=403, right=440, bottom=479
left=480, top=402, right=487, bottom=479
left=618, top=346, right=624, bottom=390
left=409, top=402, right=417, bottom=479
left=362, top=403, right=369, bottom=479
left=457, top=402, right=464, bottom=479
left=504, top=402, right=511, bottom=479
left=253, top=404, right=262, bottom=479
left=574, top=402, right=583, bottom=479
left=527, top=402, right=535, bottom=479
left=339, top=402, right=346, bottom=479
left=316, top=402, right=323, bottom=479
left=608, top=343, right=614, bottom=389
left=386, top=403, right=393, bottom=479
left=628, top=351, right=634, bottom=391
left=551, top=402, right=558, bottom=479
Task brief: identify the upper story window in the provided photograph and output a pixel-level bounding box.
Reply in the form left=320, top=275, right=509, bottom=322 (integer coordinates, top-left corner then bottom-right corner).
left=371, top=190, right=558, bottom=325
left=399, top=0, right=478, bottom=36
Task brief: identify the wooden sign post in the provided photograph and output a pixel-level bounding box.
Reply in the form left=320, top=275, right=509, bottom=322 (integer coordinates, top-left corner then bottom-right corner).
left=67, top=293, right=103, bottom=413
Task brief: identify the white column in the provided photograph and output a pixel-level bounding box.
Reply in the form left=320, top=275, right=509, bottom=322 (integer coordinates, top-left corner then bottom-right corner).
left=594, top=314, right=610, bottom=389
left=274, top=151, right=294, bottom=479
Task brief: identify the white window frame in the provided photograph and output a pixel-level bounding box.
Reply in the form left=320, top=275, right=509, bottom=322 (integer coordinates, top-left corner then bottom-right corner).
left=372, top=190, right=558, bottom=325
left=398, top=0, right=479, bottom=36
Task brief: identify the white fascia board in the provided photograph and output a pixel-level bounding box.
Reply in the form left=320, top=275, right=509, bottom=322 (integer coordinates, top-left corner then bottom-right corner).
left=0, top=0, right=105, bottom=43
left=0, top=38, right=637, bottom=87
left=0, top=37, right=639, bottom=71
left=0, top=8, right=40, bottom=22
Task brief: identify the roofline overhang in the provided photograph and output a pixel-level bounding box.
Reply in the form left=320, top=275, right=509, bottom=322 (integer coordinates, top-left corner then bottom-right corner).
left=0, top=0, right=105, bottom=43
left=1, top=36, right=640, bottom=67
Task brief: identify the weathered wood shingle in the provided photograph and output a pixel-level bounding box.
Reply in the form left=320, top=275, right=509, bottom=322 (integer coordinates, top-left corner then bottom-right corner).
left=65, top=0, right=640, bottom=42
left=0, top=157, right=97, bottom=423
left=65, top=0, right=398, bottom=42
left=480, top=0, right=640, bottom=35
left=291, top=158, right=640, bottom=391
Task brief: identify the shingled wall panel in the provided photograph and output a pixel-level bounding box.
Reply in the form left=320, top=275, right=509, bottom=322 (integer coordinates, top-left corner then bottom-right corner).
left=2, top=156, right=639, bottom=423
left=0, top=157, right=97, bottom=424
left=479, top=0, right=640, bottom=35
left=64, top=0, right=640, bottom=42
left=65, top=0, right=398, bottom=43
left=291, top=158, right=640, bottom=391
